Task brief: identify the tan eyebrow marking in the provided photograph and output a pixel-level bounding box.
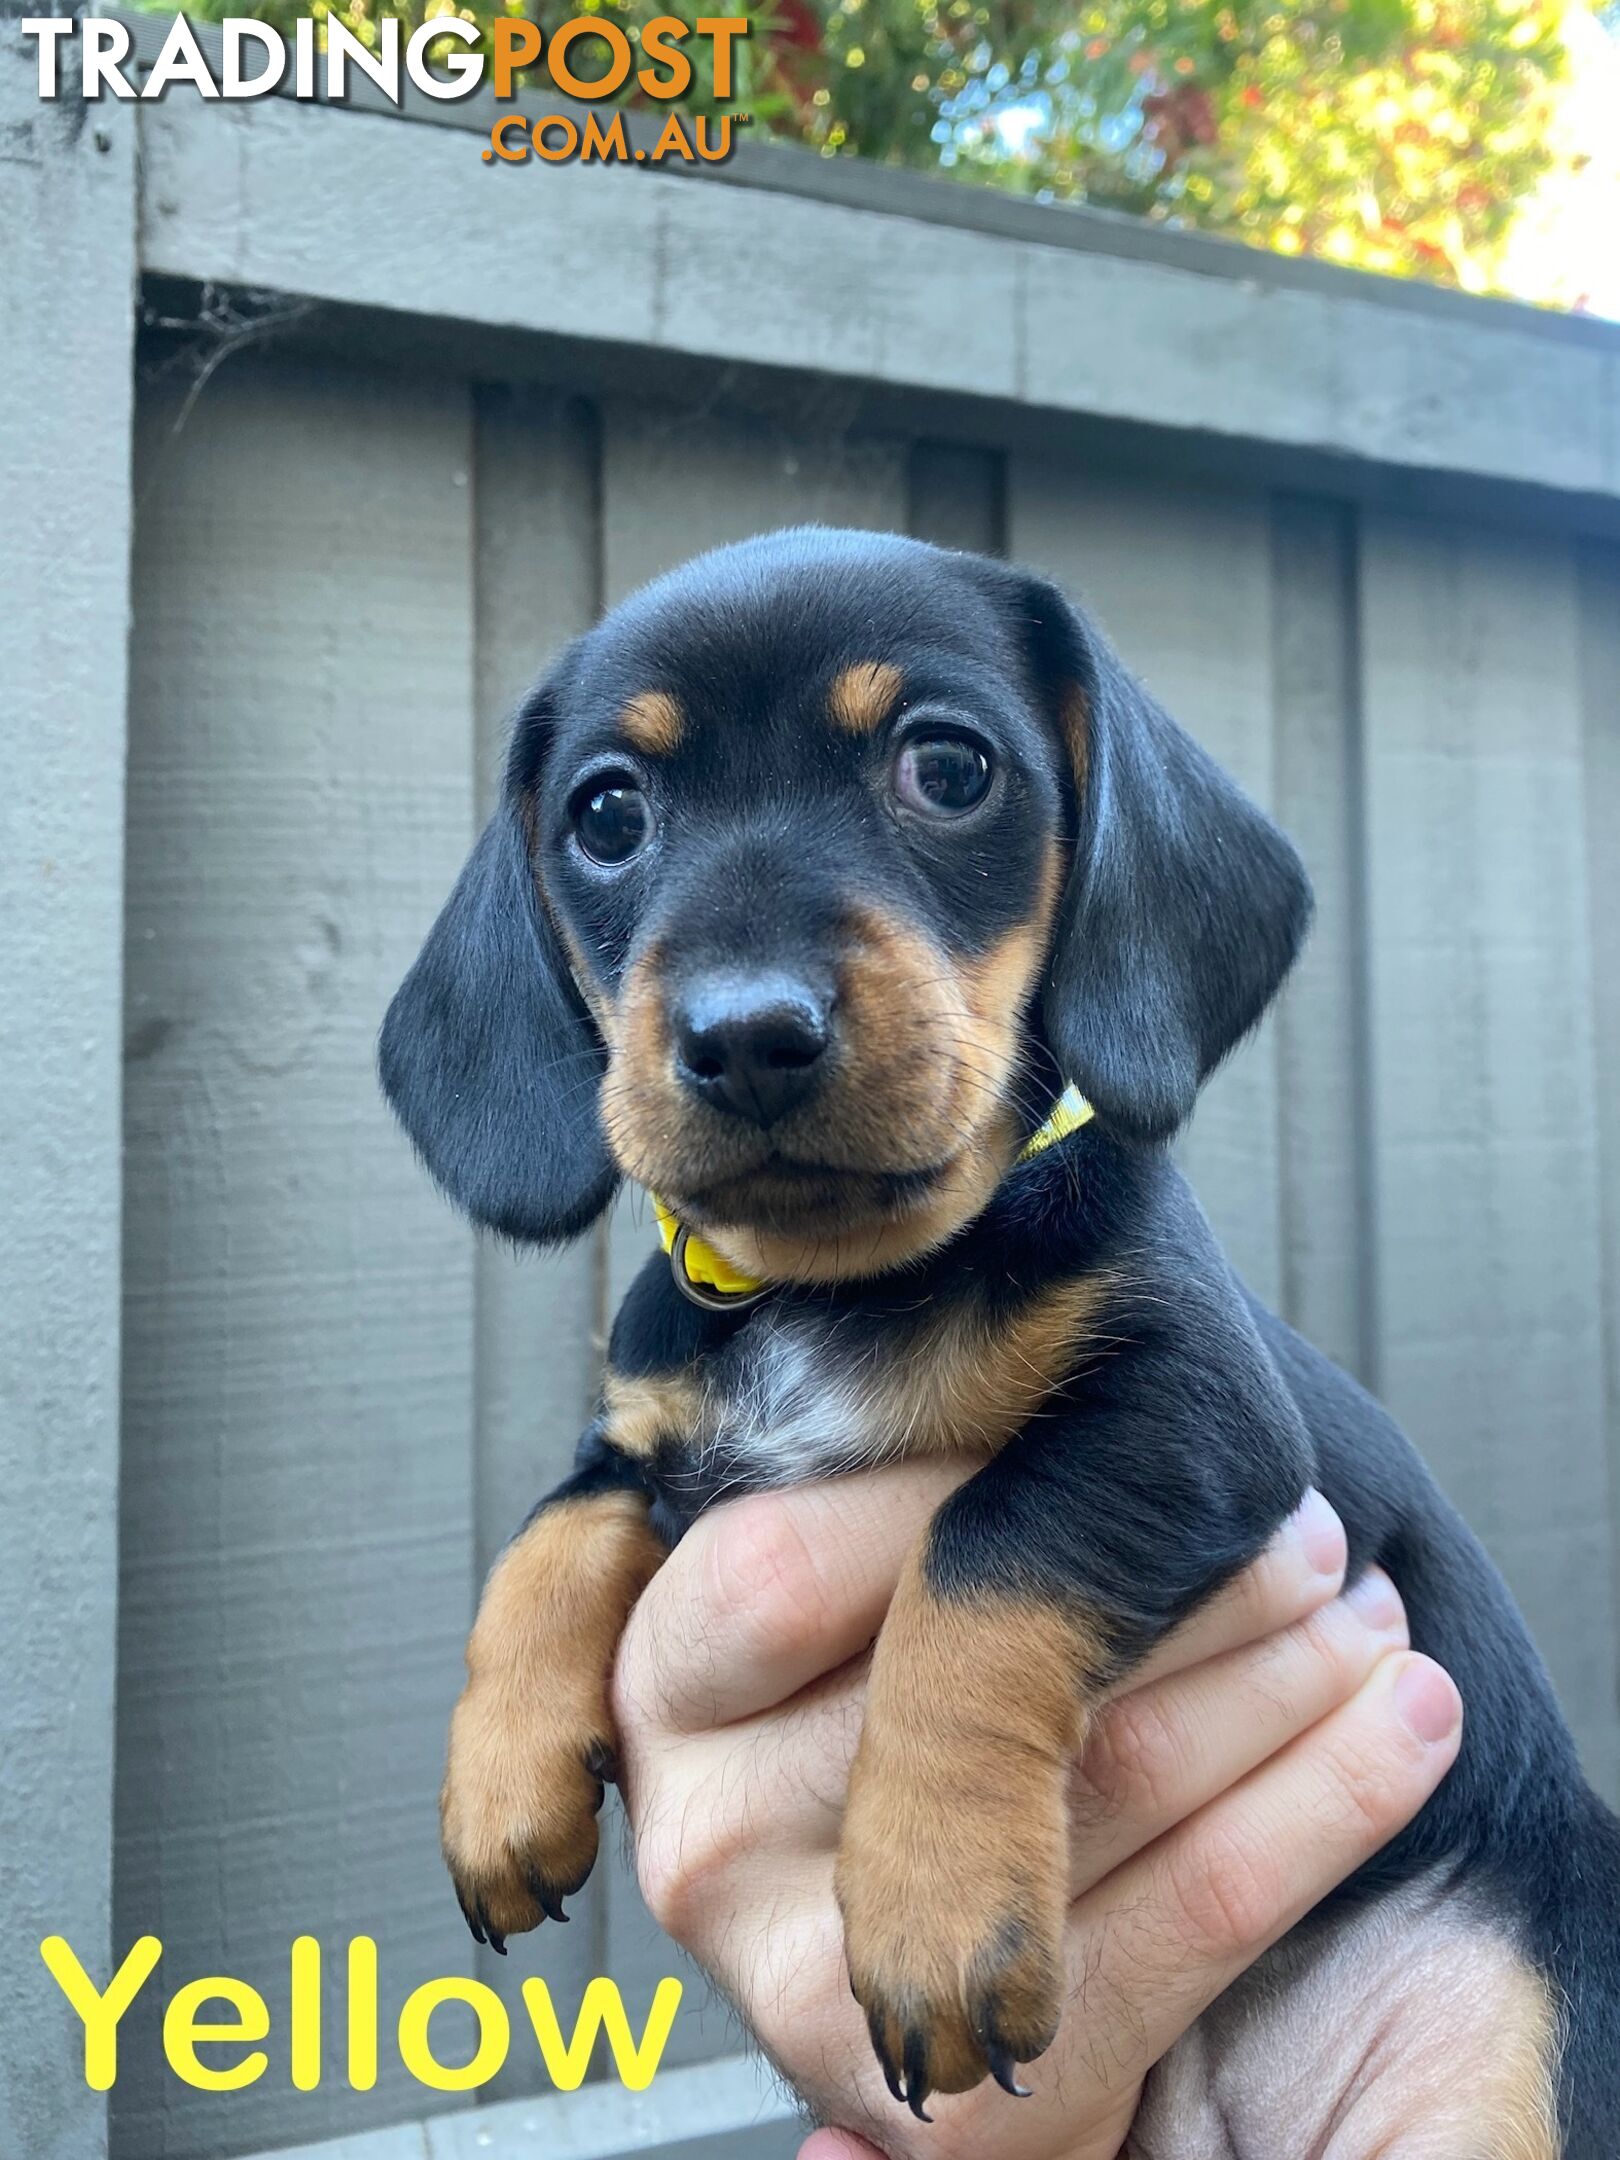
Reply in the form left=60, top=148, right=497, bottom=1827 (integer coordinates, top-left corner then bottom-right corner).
left=829, top=662, right=904, bottom=734
left=618, top=690, right=684, bottom=756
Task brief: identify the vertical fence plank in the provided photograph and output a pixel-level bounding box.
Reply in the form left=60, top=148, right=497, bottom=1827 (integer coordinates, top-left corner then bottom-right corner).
left=469, top=386, right=612, bottom=2087
left=1270, top=499, right=1375, bottom=1382
left=1360, top=513, right=1617, bottom=1799
left=598, top=400, right=909, bottom=1314
left=115, top=353, right=479, bottom=2157
left=469, top=385, right=604, bottom=1605
left=0, top=51, right=136, bottom=2160
left=907, top=442, right=1005, bottom=555
left=1579, top=539, right=1620, bottom=1800
left=594, top=399, right=907, bottom=2052
left=1007, top=461, right=1284, bottom=1307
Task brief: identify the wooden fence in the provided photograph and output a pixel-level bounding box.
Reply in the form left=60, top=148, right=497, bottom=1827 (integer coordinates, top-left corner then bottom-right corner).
left=4, top=19, right=1619, bottom=2158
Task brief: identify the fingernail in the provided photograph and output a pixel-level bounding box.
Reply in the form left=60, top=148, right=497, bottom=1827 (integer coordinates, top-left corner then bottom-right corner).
left=1393, top=1656, right=1462, bottom=1746
left=1345, top=1565, right=1405, bottom=1635
left=1287, top=1489, right=1346, bottom=1581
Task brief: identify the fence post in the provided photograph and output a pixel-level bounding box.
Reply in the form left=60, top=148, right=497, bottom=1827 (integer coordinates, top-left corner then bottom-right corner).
left=0, top=31, right=137, bottom=2157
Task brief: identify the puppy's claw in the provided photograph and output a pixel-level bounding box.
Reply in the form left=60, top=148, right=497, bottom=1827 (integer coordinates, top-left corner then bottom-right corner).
left=866, top=2008, right=905, bottom=2108
left=455, top=1890, right=487, bottom=1946
left=486, top=1928, right=508, bottom=1957
left=902, top=2030, right=934, bottom=2123
left=527, top=1872, right=569, bottom=1924
left=986, top=2041, right=1031, bottom=2098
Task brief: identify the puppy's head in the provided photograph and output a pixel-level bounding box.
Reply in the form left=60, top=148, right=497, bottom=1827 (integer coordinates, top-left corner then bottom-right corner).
left=380, top=529, right=1311, bottom=1277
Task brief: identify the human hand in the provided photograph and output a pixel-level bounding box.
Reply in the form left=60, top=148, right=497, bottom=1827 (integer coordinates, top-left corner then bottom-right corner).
left=612, top=1469, right=1461, bottom=2160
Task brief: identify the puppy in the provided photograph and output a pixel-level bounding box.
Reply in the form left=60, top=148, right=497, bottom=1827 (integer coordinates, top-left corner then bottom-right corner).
left=381, top=528, right=1620, bottom=2150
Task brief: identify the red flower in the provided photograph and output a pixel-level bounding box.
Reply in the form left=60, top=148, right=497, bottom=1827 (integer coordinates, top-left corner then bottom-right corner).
left=770, top=0, right=822, bottom=54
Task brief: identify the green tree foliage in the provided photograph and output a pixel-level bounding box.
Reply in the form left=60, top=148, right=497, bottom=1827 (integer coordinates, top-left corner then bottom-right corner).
left=160, top=0, right=1581, bottom=295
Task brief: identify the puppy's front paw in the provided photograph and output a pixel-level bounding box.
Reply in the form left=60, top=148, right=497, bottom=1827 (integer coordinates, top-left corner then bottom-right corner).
left=836, top=1717, right=1070, bottom=2118
left=440, top=1680, right=613, bottom=1949
left=834, top=1556, right=1102, bottom=2118
left=440, top=1488, right=666, bottom=1951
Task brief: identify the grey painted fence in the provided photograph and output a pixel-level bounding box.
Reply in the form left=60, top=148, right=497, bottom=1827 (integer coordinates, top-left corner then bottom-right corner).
left=4, top=20, right=1620, bottom=2160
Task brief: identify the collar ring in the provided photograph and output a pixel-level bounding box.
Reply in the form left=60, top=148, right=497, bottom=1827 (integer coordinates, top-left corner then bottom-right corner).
left=669, top=1225, right=771, bottom=1313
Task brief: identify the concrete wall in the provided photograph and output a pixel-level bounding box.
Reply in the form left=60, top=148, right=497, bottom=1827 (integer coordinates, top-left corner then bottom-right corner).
left=4, top=21, right=1619, bottom=2159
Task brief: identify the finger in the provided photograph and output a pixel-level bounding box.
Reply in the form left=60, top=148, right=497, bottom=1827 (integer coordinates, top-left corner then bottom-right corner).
left=1123, top=1488, right=1347, bottom=1694
left=654, top=1573, right=1410, bottom=2054
left=638, top=1825, right=836, bottom=1974
left=629, top=1503, right=1363, bottom=1872
left=665, top=1561, right=1392, bottom=1879
left=615, top=1460, right=971, bottom=1738
left=627, top=1660, right=870, bottom=1885
left=1067, top=1565, right=1409, bottom=1896
left=1062, top=1651, right=1462, bottom=2092
left=799, top=2134, right=884, bottom=2160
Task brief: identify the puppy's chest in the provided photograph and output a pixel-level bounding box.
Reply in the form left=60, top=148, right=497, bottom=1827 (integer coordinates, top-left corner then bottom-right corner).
left=605, top=1273, right=1103, bottom=1517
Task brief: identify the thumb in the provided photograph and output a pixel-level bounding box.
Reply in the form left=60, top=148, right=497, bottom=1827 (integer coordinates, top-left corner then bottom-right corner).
left=799, top=2133, right=888, bottom=2160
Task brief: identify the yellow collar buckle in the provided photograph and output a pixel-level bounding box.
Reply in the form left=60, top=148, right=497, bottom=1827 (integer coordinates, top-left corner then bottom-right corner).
left=654, top=1198, right=772, bottom=1311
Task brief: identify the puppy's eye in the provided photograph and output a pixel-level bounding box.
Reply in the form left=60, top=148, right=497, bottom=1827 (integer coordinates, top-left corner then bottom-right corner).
left=893, top=735, right=993, bottom=817
left=573, top=781, right=650, bottom=866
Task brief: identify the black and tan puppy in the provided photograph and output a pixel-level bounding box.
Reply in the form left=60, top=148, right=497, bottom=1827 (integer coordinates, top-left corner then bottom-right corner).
left=381, top=527, right=1620, bottom=2151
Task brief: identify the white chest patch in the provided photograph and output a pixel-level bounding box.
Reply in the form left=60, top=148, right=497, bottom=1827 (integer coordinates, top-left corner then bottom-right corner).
left=701, top=1306, right=911, bottom=1488
left=654, top=1271, right=1110, bottom=1497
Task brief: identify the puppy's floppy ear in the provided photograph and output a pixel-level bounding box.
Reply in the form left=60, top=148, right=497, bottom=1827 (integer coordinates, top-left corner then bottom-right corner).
left=378, top=691, right=617, bottom=1245
left=1010, top=569, right=1312, bottom=1143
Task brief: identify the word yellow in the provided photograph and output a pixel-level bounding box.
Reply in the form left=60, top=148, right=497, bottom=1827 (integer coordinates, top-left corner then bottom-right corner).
left=39, top=1936, right=682, bottom=2095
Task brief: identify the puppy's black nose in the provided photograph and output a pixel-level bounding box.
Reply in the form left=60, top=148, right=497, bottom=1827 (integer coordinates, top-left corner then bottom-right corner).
left=673, top=972, right=831, bottom=1127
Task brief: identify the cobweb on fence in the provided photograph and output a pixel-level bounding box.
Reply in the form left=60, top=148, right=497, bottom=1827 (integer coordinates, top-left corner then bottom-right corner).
left=140, top=281, right=316, bottom=441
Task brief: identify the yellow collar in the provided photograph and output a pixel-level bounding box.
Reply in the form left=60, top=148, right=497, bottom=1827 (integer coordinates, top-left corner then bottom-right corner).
left=654, top=1084, right=1095, bottom=1310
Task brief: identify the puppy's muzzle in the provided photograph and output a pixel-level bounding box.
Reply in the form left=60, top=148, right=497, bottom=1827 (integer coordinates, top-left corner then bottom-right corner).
left=671, top=969, right=833, bottom=1128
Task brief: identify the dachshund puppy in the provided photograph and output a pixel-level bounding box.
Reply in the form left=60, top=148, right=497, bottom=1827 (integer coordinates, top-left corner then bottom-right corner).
left=381, top=528, right=1620, bottom=2150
